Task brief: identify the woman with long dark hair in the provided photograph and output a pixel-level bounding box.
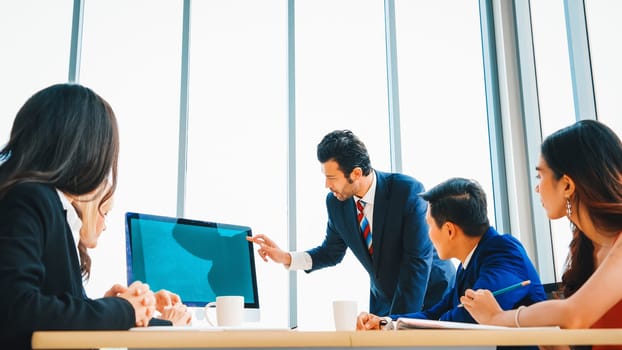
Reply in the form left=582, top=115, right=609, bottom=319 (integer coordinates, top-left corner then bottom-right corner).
left=0, top=84, right=189, bottom=349
left=460, top=120, right=622, bottom=340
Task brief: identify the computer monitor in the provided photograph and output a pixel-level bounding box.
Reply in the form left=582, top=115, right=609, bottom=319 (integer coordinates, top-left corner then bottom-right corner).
left=124, top=212, right=260, bottom=322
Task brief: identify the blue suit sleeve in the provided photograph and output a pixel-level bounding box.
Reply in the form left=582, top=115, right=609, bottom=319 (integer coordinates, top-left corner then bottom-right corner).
left=389, top=282, right=473, bottom=322
left=390, top=288, right=452, bottom=321
left=305, top=195, right=348, bottom=271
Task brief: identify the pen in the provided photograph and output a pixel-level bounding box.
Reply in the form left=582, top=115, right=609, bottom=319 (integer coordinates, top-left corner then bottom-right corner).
left=457, top=280, right=531, bottom=308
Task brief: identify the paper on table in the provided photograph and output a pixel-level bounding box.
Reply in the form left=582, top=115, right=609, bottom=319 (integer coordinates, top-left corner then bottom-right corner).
left=396, top=318, right=509, bottom=330
left=395, top=318, right=560, bottom=330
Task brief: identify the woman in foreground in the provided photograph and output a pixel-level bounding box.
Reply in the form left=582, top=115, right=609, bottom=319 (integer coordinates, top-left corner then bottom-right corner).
left=0, top=83, right=190, bottom=349
left=461, top=120, right=622, bottom=348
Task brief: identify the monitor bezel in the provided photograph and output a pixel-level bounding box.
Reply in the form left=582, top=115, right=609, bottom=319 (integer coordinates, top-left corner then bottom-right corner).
left=124, top=212, right=260, bottom=309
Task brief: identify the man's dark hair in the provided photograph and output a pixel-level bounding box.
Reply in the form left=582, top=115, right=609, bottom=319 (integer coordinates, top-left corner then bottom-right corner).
left=317, top=130, right=372, bottom=178
left=420, top=178, right=489, bottom=237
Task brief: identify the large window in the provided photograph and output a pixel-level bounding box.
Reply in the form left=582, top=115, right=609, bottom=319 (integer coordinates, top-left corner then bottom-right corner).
left=185, top=0, right=289, bottom=327
left=396, top=1, right=494, bottom=230
left=295, top=0, right=390, bottom=330
left=0, top=0, right=72, bottom=143
left=585, top=0, right=622, bottom=135
left=79, top=0, right=183, bottom=297
left=530, top=0, right=576, bottom=281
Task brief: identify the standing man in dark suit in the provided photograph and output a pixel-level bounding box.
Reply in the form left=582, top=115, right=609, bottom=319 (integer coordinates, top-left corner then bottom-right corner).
left=248, top=130, right=455, bottom=315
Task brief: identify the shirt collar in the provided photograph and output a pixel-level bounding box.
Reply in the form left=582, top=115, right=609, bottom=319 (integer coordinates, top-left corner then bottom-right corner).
left=56, top=189, right=82, bottom=250
left=354, top=170, right=376, bottom=205
left=462, top=243, right=478, bottom=269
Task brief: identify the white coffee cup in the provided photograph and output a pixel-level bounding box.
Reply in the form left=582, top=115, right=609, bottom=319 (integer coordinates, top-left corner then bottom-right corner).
left=204, top=296, right=244, bottom=327
left=332, top=300, right=357, bottom=331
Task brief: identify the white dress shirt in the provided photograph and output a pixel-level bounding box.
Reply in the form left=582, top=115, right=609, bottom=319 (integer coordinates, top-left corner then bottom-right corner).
left=56, top=190, right=82, bottom=261
left=462, top=243, right=478, bottom=269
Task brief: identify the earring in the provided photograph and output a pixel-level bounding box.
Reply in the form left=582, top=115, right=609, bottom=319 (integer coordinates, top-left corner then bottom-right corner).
left=566, top=198, right=576, bottom=231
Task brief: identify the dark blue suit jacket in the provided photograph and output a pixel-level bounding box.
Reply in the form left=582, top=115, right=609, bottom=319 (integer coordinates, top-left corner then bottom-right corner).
left=391, top=227, right=547, bottom=322
left=306, top=170, right=456, bottom=315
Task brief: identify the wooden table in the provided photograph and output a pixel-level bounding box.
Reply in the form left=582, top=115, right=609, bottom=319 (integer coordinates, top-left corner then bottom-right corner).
left=32, top=328, right=622, bottom=350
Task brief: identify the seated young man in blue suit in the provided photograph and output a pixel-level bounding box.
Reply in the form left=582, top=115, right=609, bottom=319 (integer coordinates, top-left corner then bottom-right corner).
left=357, top=177, right=547, bottom=329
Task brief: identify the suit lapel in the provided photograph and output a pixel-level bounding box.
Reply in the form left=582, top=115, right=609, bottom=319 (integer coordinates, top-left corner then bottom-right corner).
left=455, top=264, right=466, bottom=296
left=371, top=171, right=390, bottom=271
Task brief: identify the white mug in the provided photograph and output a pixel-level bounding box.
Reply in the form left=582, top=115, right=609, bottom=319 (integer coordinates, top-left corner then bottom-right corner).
left=204, top=296, right=244, bottom=327
left=332, top=300, right=357, bottom=331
